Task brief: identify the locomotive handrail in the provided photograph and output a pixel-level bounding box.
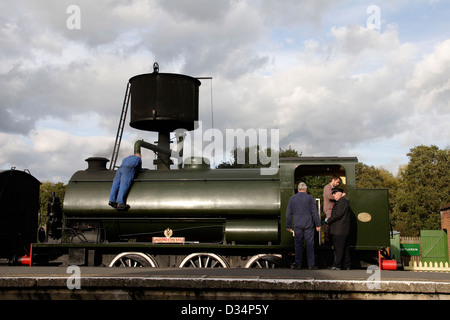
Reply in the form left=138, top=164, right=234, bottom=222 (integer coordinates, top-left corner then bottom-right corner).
left=68, top=177, right=280, bottom=183
left=134, top=178, right=280, bottom=182
left=64, top=217, right=228, bottom=221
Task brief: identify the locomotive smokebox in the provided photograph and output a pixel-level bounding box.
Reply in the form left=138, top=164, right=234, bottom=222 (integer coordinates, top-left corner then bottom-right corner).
left=129, top=65, right=201, bottom=132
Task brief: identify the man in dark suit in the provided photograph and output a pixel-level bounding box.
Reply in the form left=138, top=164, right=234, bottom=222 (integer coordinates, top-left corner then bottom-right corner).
left=326, top=188, right=351, bottom=270
left=286, top=182, right=321, bottom=269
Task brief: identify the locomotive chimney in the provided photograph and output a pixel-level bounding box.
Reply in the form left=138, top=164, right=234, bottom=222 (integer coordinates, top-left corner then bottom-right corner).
left=85, top=157, right=109, bottom=171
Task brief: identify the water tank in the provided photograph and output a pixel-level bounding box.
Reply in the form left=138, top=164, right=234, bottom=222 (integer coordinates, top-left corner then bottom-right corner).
left=63, top=168, right=280, bottom=243
left=129, top=72, right=201, bottom=132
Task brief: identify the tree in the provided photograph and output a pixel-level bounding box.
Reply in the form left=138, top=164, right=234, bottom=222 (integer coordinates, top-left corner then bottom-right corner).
left=39, top=182, right=67, bottom=228
left=280, top=146, right=302, bottom=158
left=355, top=162, right=399, bottom=217
left=392, top=145, right=450, bottom=236
left=217, top=146, right=270, bottom=168
left=217, top=146, right=297, bottom=169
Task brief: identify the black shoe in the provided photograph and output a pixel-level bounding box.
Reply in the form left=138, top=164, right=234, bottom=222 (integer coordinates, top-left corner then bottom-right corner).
left=308, top=266, right=318, bottom=270
left=116, top=203, right=130, bottom=210
left=108, top=201, right=117, bottom=208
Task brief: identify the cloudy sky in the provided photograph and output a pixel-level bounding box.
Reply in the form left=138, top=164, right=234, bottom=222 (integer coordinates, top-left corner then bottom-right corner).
left=1, top=0, right=449, bottom=183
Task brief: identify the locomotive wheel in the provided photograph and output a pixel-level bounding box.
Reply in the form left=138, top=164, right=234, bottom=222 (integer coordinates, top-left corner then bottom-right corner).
left=178, top=253, right=229, bottom=268
left=109, top=252, right=158, bottom=267
left=244, top=254, right=283, bottom=268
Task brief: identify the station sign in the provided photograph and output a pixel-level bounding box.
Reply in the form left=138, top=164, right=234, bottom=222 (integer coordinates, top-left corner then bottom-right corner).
left=400, top=243, right=420, bottom=256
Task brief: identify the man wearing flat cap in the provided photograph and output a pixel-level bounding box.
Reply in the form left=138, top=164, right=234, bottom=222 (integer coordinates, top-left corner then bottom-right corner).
left=326, top=187, right=351, bottom=270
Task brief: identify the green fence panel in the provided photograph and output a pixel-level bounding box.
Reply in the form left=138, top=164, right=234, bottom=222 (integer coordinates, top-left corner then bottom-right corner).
left=420, top=230, right=449, bottom=264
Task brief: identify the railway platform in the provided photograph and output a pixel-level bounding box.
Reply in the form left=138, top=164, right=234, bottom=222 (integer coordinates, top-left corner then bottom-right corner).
left=0, top=266, right=449, bottom=300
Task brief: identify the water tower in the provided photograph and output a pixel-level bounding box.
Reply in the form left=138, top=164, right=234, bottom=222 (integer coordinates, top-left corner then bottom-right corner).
left=110, top=63, right=201, bottom=170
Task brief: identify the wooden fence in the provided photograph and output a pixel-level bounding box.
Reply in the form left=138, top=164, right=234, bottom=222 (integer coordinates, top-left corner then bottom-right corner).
left=400, top=236, right=421, bottom=265
left=404, top=261, right=450, bottom=272
left=400, top=235, right=450, bottom=272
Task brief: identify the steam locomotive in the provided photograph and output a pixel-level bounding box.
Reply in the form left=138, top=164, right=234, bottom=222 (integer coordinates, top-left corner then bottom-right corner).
left=0, top=66, right=395, bottom=269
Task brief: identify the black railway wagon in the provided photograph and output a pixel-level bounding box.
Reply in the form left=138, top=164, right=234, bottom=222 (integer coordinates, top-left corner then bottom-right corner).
left=0, top=169, right=40, bottom=264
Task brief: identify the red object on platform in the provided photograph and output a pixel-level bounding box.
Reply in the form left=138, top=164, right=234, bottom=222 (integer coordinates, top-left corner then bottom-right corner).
left=20, top=244, right=32, bottom=266
left=381, top=259, right=398, bottom=270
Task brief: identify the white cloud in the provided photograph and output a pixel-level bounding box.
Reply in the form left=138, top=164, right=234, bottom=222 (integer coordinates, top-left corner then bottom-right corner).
left=407, top=39, right=450, bottom=112
left=0, top=0, right=449, bottom=182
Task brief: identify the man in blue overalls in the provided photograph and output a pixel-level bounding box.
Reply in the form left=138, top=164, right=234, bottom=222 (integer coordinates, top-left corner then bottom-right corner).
left=109, top=153, right=142, bottom=210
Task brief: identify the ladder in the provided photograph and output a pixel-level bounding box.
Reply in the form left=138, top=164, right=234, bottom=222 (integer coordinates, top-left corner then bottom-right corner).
left=109, top=82, right=131, bottom=170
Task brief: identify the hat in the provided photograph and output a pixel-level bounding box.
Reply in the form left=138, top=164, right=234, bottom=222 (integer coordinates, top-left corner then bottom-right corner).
left=331, top=187, right=343, bottom=194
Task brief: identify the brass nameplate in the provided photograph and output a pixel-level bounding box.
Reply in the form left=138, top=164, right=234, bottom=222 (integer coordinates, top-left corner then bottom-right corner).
left=152, top=237, right=185, bottom=244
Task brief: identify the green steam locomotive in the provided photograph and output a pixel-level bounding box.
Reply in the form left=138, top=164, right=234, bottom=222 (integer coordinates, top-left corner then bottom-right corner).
left=1, top=66, right=392, bottom=269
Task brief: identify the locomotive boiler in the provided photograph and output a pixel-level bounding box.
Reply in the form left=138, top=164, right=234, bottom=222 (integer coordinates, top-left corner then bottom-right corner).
left=63, top=158, right=281, bottom=245
left=14, top=65, right=394, bottom=268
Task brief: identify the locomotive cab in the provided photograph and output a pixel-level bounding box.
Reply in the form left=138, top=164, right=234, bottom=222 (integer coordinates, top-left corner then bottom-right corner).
left=280, top=157, right=390, bottom=268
